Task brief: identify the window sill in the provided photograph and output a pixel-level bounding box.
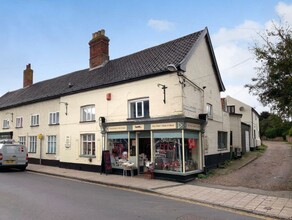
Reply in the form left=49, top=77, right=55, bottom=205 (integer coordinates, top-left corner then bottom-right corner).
left=15, top=126, right=23, bottom=129
left=30, top=125, right=39, bottom=127
left=127, top=116, right=150, bottom=120
left=2, top=127, right=10, bottom=130
left=48, top=123, right=59, bottom=126
left=46, top=153, right=56, bottom=155
left=79, top=155, right=96, bottom=158
left=79, top=120, right=96, bottom=123
left=28, top=152, right=36, bottom=154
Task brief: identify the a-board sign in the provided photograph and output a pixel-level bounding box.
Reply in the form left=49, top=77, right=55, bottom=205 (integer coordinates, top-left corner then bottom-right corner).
left=101, top=150, right=112, bottom=174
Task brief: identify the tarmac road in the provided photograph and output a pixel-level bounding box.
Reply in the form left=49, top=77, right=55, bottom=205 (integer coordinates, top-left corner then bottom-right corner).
left=0, top=171, right=263, bottom=220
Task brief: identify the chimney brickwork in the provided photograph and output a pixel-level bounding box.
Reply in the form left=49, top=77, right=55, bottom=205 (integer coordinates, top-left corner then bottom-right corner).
left=23, top=64, right=33, bottom=88
left=89, top=29, right=110, bottom=69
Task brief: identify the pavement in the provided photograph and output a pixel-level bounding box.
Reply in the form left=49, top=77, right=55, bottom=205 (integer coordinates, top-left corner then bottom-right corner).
left=27, top=164, right=292, bottom=220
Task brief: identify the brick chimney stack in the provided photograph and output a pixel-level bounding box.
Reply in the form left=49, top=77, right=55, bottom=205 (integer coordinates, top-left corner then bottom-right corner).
left=23, top=63, right=33, bottom=88
left=89, top=29, right=110, bottom=69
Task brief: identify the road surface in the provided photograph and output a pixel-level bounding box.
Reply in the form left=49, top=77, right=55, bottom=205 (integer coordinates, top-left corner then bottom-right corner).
left=0, top=171, right=263, bottom=220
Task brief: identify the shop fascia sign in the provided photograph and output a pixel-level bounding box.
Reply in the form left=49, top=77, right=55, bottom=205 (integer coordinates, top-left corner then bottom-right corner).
left=106, top=122, right=201, bottom=132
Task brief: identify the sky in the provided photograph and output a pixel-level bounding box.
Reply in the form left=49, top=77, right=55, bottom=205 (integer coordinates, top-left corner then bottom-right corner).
left=1, top=0, right=292, bottom=114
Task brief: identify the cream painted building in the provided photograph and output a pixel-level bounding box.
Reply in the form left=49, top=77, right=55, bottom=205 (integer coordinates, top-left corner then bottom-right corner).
left=225, top=96, right=261, bottom=152
left=0, top=28, right=231, bottom=181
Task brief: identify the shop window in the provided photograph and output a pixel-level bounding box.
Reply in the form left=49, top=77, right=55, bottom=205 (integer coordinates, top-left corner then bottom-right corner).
left=16, top=117, right=23, bottom=128
left=49, top=112, right=59, bottom=125
left=31, top=114, right=39, bottom=127
left=47, top=135, right=57, bottom=154
left=129, top=98, right=149, bottom=118
left=184, top=131, right=200, bottom=172
left=218, top=131, right=227, bottom=150
left=29, top=136, right=37, bottom=153
left=107, top=133, right=128, bottom=168
left=153, top=131, right=182, bottom=173
left=81, top=134, right=95, bottom=156
left=80, top=105, right=95, bottom=122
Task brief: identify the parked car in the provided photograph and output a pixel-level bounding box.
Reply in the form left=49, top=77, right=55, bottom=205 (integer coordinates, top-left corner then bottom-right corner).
left=0, top=139, right=28, bottom=171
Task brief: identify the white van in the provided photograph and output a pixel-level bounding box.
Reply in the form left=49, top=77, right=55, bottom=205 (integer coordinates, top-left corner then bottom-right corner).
left=0, top=140, right=28, bottom=171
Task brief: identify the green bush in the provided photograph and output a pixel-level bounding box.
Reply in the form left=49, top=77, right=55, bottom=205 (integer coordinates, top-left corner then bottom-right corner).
left=289, top=127, right=292, bottom=136
left=265, top=128, right=283, bottom=138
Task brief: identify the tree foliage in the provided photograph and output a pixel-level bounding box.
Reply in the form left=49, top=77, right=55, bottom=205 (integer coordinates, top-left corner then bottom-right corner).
left=259, top=111, right=292, bottom=138
left=245, top=23, right=292, bottom=118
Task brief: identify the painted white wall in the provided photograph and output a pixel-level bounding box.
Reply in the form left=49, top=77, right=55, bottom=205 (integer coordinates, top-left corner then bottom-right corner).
left=226, top=96, right=261, bottom=148
left=184, top=37, right=230, bottom=155
left=59, top=74, right=183, bottom=165
left=0, top=99, right=61, bottom=161
left=229, top=114, right=242, bottom=149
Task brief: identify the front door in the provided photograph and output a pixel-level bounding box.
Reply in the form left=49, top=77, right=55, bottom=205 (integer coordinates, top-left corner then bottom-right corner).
left=138, top=132, right=151, bottom=173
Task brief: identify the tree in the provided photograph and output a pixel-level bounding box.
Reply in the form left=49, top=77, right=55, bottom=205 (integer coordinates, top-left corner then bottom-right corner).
left=245, top=23, right=292, bottom=119
left=259, top=112, right=292, bottom=139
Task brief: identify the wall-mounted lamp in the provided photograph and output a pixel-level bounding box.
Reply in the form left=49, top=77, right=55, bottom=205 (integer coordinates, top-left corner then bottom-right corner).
left=157, top=84, right=168, bottom=104
left=6, top=112, right=13, bottom=122
left=60, top=102, right=68, bottom=115
left=166, top=64, right=177, bottom=72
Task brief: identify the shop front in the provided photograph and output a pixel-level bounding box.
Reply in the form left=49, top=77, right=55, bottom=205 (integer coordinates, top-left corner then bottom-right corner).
left=104, top=118, right=204, bottom=182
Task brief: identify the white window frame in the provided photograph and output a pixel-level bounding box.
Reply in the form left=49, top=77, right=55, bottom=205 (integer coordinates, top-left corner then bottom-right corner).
left=16, top=117, right=23, bottom=128
left=31, top=114, right=39, bottom=126
left=80, top=105, right=95, bottom=122
left=206, top=103, right=213, bottom=119
left=3, top=119, right=9, bottom=129
left=80, top=134, right=95, bottom=156
left=129, top=98, right=149, bottom=118
left=19, top=136, right=26, bottom=146
left=49, top=112, right=59, bottom=125
left=29, top=136, right=37, bottom=153
left=47, top=135, right=57, bottom=154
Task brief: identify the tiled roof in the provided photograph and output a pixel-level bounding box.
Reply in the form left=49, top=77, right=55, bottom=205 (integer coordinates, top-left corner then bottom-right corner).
left=0, top=28, right=221, bottom=110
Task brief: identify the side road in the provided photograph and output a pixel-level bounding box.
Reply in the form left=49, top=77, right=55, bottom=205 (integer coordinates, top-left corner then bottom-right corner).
left=27, top=164, right=292, bottom=219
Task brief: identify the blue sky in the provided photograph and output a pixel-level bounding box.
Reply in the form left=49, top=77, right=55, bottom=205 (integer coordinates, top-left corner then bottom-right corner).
left=1, top=0, right=291, bottom=113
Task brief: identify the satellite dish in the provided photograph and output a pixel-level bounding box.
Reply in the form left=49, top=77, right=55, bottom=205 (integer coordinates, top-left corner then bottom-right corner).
left=239, top=106, right=244, bottom=111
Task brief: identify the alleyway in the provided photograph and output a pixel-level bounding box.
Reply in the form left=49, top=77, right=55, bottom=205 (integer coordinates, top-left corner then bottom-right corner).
left=198, top=141, right=292, bottom=191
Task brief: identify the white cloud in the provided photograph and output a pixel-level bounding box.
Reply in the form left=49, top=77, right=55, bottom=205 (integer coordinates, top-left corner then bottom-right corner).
left=147, top=19, right=175, bottom=31
left=212, top=2, right=292, bottom=114
left=212, top=20, right=262, bottom=46
left=276, top=2, right=292, bottom=24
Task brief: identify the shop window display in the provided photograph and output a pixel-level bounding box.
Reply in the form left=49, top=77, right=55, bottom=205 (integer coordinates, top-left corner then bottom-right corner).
left=107, top=133, right=128, bottom=168
left=154, top=131, right=182, bottom=173
left=184, top=131, right=200, bottom=172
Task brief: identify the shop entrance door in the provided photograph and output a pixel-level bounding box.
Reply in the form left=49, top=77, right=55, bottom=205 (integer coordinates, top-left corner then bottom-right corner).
left=138, top=131, right=151, bottom=173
